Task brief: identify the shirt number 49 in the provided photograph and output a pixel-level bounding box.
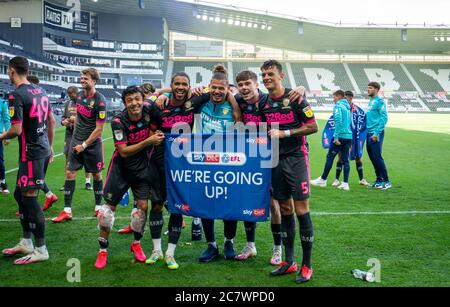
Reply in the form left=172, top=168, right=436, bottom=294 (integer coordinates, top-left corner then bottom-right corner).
left=30, top=96, right=50, bottom=123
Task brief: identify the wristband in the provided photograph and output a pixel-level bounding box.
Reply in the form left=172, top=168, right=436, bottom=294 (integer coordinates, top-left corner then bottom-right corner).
left=82, top=142, right=88, bottom=149
left=284, top=130, right=291, bottom=137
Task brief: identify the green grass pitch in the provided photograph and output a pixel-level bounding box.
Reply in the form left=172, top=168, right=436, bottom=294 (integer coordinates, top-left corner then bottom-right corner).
left=0, top=114, right=449, bottom=287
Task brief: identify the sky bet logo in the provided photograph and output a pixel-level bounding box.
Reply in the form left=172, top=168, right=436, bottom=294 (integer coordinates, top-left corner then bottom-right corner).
left=187, top=152, right=246, bottom=166
left=243, top=209, right=266, bottom=217
left=174, top=203, right=191, bottom=212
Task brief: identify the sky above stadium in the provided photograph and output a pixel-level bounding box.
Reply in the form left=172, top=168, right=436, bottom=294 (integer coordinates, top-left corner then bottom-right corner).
left=205, top=0, right=450, bottom=25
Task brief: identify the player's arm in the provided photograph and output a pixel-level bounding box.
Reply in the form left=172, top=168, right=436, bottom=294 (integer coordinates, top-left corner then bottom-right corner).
left=116, top=131, right=165, bottom=158
left=333, top=105, right=342, bottom=143
left=74, top=100, right=106, bottom=154
left=269, top=99, right=318, bottom=139
left=227, top=91, right=242, bottom=123
left=47, top=111, right=56, bottom=162
left=374, top=99, right=388, bottom=140
left=61, top=101, right=71, bottom=126
left=0, top=93, right=23, bottom=140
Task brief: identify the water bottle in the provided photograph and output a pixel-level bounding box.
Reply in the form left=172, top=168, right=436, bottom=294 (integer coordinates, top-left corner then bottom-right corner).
left=351, top=269, right=375, bottom=282
left=191, top=218, right=202, bottom=241
left=119, top=190, right=130, bottom=207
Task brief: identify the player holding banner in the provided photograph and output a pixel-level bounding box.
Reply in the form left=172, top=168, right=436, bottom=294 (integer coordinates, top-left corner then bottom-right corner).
left=94, top=86, right=164, bottom=269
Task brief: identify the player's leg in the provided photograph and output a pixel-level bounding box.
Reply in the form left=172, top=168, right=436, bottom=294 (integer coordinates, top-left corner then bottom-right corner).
left=356, top=157, right=369, bottom=185
left=366, top=133, right=382, bottom=187
left=371, top=131, right=390, bottom=189
left=337, top=139, right=351, bottom=191
left=94, top=160, right=127, bottom=268
left=165, top=213, right=183, bottom=269
left=333, top=153, right=343, bottom=187
left=2, top=185, right=34, bottom=256
left=236, top=221, right=257, bottom=261
left=223, top=220, right=237, bottom=260
left=311, top=142, right=340, bottom=187
left=85, top=172, right=92, bottom=190
left=270, top=158, right=297, bottom=275
left=13, top=159, right=49, bottom=264
left=42, top=155, right=57, bottom=211
left=291, top=153, right=314, bottom=283
left=0, top=141, right=9, bottom=194
left=198, top=218, right=219, bottom=262
left=53, top=149, right=82, bottom=222
left=84, top=141, right=105, bottom=215
left=130, top=199, right=148, bottom=263
left=146, top=156, right=165, bottom=265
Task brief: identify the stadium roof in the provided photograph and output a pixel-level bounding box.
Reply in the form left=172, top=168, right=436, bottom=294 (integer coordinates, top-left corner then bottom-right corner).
left=47, top=0, right=450, bottom=54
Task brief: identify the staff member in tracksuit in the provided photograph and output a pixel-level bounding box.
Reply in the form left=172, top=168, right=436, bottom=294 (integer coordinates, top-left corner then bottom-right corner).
left=366, top=82, right=391, bottom=190
left=311, top=90, right=353, bottom=190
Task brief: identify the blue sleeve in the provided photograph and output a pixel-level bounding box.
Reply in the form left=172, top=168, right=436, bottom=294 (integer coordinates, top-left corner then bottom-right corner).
left=333, top=105, right=342, bottom=140
left=1, top=100, right=10, bottom=131
left=376, top=99, right=388, bottom=136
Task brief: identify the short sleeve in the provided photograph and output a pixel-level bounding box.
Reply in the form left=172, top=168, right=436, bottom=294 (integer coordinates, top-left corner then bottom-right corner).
left=295, top=98, right=316, bottom=124
left=191, top=93, right=210, bottom=113
left=111, top=117, right=127, bottom=145
left=96, top=95, right=107, bottom=123
left=8, top=92, right=23, bottom=124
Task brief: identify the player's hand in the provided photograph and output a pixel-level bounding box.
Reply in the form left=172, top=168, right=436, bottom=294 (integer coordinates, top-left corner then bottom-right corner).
left=288, top=86, right=306, bottom=102
left=3, top=139, right=10, bottom=145
left=69, top=115, right=76, bottom=123
left=191, top=86, right=204, bottom=97
left=0, top=132, right=5, bottom=141
left=148, top=131, right=165, bottom=146
left=62, top=119, right=69, bottom=126
left=49, top=148, right=54, bottom=163
left=371, top=135, right=379, bottom=142
left=269, top=129, right=286, bottom=139
left=155, top=95, right=169, bottom=110
left=73, top=144, right=85, bottom=154
left=334, top=139, right=341, bottom=146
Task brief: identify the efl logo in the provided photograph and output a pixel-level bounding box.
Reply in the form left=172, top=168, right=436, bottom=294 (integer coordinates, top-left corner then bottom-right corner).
left=187, top=152, right=247, bottom=166
left=253, top=209, right=266, bottom=217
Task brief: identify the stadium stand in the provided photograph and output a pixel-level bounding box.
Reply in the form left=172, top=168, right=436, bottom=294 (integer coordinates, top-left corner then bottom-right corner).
left=420, top=93, right=450, bottom=111
left=348, top=63, right=416, bottom=92
left=405, top=64, right=450, bottom=93
left=173, top=61, right=228, bottom=87
left=291, top=63, right=355, bottom=92
left=232, top=61, right=290, bottom=88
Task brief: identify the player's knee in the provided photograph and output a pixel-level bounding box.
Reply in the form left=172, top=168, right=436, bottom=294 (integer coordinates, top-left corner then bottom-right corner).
left=97, top=204, right=115, bottom=231
left=93, top=172, right=102, bottom=181
left=66, top=170, right=76, bottom=180
left=131, top=208, right=147, bottom=234
left=279, top=200, right=294, bottom=215
left=294, top=200, right=310, bottom=215
left=151, top=202, right=163, bottom=213
left=135, top=199, right=148, bottom=211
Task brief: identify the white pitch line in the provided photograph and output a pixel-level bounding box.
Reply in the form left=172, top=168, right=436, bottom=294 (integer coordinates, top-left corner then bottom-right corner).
left=0, top=210, right=449, bottom=223
left=5, top=137, right=113, bottom=175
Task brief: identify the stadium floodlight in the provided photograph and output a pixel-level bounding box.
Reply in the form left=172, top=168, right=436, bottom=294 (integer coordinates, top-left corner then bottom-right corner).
left=228, top=19, right=234, bottom=25
left=440, top=37, right=445, bottom=42
left=247, top=22, right=253, bottom=28
left=241, top=22, right=246, bottom=27
left=261, top=24, right=266, bottom=30
left=221, top=19, right=226, bottom=23
left=202, top=15, right=208, bottom=21
left=434, top=37, right=439, bottom=41
left=253, top=23, right=258, bottom=28
left=215, top=17, right=220, bottom=23
left=209, top=16, right=214, bottom=21
left=447, top=37, right=450, bottom=41
left=196, top=15, right=201, bottom=19
left=267, top=25, right=272, bottom=31
left=235, top=20, right=240, bottom=26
